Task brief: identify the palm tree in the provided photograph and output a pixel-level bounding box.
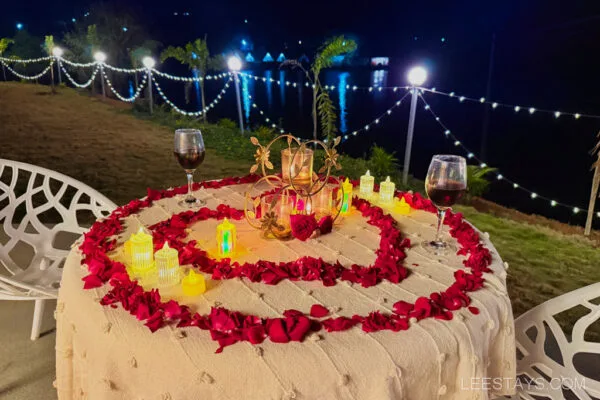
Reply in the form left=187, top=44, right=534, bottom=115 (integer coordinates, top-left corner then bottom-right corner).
left=282, top=36, right=357, bottom=142
left=0, top=38, right=14, bottom=81
left=160, top=36, right=224, bottom=122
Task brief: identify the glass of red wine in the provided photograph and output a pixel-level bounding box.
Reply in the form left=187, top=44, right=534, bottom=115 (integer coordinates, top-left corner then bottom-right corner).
left=422, top=155, right=467, bottom=253
left=174, top=129, right=206, bottom=207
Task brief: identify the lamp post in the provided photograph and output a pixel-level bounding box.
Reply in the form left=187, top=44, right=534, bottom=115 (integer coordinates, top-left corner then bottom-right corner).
left=402, top=66, right=428, bottom=186
left=52, top=47, right=63, bottom=85
left=142, top=56, right=155, bottom=115
left=228, top=56, right=244, bottom=135
left=94, top=51, right=107, bottom=98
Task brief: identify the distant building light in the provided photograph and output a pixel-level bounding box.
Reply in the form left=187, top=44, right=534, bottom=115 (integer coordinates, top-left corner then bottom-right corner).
left=72, top=18, right=76, bottom=23
left=122, top=27, right=128, bottom=32
left=241, top=39, right=247, bottom=45
left=174, top=12, right=178, bottom=15
left=16, top=23, right=23, bottom=30
left=244, top=19, right=248, bottom=23
left=441, top=37, right=446, bottom=42
left=298, top=40, right=302, bottom=45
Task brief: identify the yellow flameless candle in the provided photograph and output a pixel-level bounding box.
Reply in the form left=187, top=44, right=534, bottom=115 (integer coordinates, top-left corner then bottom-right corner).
left=155, top=242, right=181, bottom=287
left=379, top=176, right=396, bottom=205
left=359, top=170, right=375, bottom=198
left=216, top=218, right=236, bottom=257
left=341, top=178, right=353, bottom=215
left=182, top=269, right=206, bottom=296
left=397, top=197, right=411, bottom=215
left=130, top=227, right=154, bottom=275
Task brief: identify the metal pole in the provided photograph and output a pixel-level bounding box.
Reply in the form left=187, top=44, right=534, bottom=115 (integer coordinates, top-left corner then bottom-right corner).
left=100, top=64, right=106, bottom=98
left=584, top=163, right=599, bottom=236
left=480, top=33, right=496, bottom=160
left=57, top=58, right=62, bottom=85
left=402, top=87, right=419, bottom=186
left=233, top=71, right=244, bottom=135
left=147, top=69, right=153, bottom=115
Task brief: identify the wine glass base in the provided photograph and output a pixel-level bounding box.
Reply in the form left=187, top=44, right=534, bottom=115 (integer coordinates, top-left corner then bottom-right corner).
left=420, top=240, right=456, bottom=255
left=178, top=197, right=206, bottom=208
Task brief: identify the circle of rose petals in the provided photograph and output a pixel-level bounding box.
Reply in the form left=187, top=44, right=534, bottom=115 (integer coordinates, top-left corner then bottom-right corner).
left=80, top=175, right=492, bottom=352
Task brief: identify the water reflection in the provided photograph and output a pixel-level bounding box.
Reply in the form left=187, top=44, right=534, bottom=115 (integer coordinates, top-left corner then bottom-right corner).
left=279, top=70, right=286, bottom=107
left=265, top=70, right=273, bottom=108
left=338, top=72, right=349, bottom=133
left=241, top=73, right=252, bottom=122
left=371, top=70, right=388, bottom=88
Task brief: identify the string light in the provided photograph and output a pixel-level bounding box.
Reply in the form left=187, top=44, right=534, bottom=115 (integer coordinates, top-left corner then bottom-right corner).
left=61, top=58, right=96, bottom=68
left=420, top=87, right=600, bottom=120
left=0, top=56, right=52, bottom=64
left=102, top=69, right=147, bottom=102
left=104, top=63, right=146, bottom=74
left=418, top=93, right=590, bottom=216
left=152, top=75, right=231, bottom=117
left=0, top=60, right=53, bottom=80
left=152, top=68, right=229, bottom=82
left=60, top=64, right=99, bottom=88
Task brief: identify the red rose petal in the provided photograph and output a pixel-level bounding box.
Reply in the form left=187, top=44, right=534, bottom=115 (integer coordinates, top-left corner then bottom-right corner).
left=310, top=304, right=329, bottom=318
left=468, top=306, right=480, bottom=315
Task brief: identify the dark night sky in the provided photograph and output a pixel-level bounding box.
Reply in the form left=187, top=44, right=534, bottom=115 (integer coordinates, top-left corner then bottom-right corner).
left=2, top=0, right=600, bottom=221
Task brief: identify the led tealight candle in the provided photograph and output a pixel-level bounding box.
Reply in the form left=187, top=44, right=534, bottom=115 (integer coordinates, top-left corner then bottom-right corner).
left=130, top=227, right=154, bottom=274
left=359, top=170, right=375, bottom=198
left=341, top=178, right=353, bottom=215
left=181, top=269, right=206, bottom=296
left=155, top=242, right=181, bottom=287
left=216, top=218, right=236, bottom=257
left=397, top=197, right=411, bottom=215
left=379, top=176, right=395, bottom=205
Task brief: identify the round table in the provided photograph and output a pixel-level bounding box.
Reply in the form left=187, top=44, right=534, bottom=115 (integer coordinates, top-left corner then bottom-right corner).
left=55, top=179, right=516, bottom=400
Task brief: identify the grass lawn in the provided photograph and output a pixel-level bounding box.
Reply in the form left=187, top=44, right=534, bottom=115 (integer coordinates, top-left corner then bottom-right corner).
left=1, top=82, right=598, bottom=317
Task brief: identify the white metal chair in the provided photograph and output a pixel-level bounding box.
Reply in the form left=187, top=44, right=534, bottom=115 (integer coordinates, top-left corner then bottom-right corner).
left=0, top=159, right=116, bottom=340
left=500, top=282, right=600, bottom=400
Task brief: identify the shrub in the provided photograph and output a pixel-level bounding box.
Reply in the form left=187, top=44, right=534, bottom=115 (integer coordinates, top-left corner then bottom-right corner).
left=367, top=145, right=398, bottom=182
left=217, top=118, right=237, bottom=130
left=466, top=165, right=497, bottom=198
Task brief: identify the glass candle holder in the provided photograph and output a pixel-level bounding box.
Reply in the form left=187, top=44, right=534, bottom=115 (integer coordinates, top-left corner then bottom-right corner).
left=262, top=193, right=294, bottom=228
left=359, top=170, right=375, bottom=198
left=340, top=178, right=353, bottom=215
left=182, top=269, right=206, bottom=296
left=379, top=176, right=396, bottom=204
left=281, top=147, right=314, bottom=186
left=155, top=242, right=181, bottom=287
left=130, top=227, right=154, bottom=275
left=216, top=218, right=237, bottom=257
left=314, top=185, right=333, bottom=219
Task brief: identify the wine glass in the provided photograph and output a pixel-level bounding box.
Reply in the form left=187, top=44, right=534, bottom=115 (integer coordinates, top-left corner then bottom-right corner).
left=173, top=129, right=206, bottom=207
left=422, top=155, right=467, bottom=253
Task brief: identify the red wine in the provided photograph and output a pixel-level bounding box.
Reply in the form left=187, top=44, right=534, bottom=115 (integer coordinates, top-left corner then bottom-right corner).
left=426, top=181, right=465, bottom=209
left=174, top=149, right=205, bottom=170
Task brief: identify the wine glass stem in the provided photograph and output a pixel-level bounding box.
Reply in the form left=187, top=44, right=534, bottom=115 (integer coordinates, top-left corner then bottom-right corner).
left=434, top=208, right=447, bottom=244
left=186, top=171, right=195, bottom=202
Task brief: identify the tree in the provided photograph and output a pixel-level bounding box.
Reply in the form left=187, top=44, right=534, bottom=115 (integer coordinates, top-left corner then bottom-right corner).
left=466, top=165, right=497, bottom=199
left=43, top=35, right=56, bottom=93
left=282, top=36, right=357, bottom=142
left=160, top=36, right=224, bottom=122
left=0, top=38, right=14, bottom=81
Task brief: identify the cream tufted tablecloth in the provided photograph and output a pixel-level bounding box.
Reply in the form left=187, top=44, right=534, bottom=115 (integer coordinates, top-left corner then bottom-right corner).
left=56, top=183, right=516, bottom=400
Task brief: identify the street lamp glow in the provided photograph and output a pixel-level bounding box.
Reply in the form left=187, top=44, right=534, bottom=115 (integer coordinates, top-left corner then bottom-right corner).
left=227, top=56, right=242, bottom=71
left=52, top=47, right=64, bottom=57
left=94, top=51, right=107, bottom=63
left=142, top=56, right=156, bottom=69
left=407, top=66, right=427, bottom=86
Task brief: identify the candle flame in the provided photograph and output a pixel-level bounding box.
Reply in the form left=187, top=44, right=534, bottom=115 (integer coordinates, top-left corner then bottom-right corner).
left=365, top=170, right=371, bottom=176
left=399, top=197, right=407, bottom=205
left=344, top=177, right=350, bottom=185
left=185, top=269, right=199, bottom=283
left=162, top=242, right=170, bottom=250
left=137, top=227, right=145, bottom=235
left=385, top=176, right=391, bottom=183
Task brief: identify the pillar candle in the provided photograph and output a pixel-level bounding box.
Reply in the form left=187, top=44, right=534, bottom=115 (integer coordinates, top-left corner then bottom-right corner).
left=379, top=176, right=396, bottom=204
left=155, top=242, right=181, bottom=287
left=359, top=170, right=375, bottom=198
left=182, top=269, right=206, bottom=296
left=341, top=178, right=353, bottom=215
left=216, top=218, right=236, bottom=257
